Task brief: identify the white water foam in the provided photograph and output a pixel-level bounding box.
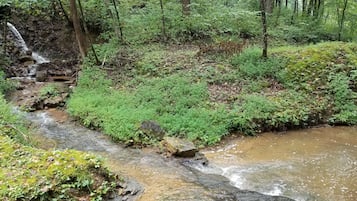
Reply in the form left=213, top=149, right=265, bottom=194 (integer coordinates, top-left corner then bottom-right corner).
left=7, top=22, right=50, bottom=78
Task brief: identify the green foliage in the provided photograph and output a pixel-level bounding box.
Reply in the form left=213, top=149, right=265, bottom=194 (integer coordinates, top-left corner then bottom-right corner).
left=70, top=41, right=357, bottom=145
left=275, top=42, right=357, bottom=91
left=0, top=136, right=118, bottom=200
left=0, top=71, right=15, bottom=94
left=231, top=91, right=328, bottom=135
left=328, top=73, right=357, bottom=124
left=39, top=83, right=61, bottom=98
left=68, top=67, right=229, bottom=145
left=231, top=47, right=286, bottom=79
left=0, top=95, right=28, bottom=143
left=0, top=0, right=51, bottom=15
left=231, top=94, right=278, bottom=135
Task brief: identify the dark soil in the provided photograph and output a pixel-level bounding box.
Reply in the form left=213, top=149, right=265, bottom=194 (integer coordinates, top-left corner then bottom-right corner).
left=9, top=11, right=79, bottom=60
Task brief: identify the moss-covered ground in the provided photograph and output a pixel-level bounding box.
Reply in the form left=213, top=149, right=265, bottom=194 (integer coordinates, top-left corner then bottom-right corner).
left=0, top=95, right=120, bottom=200
left=67, top=42, right=357, bottom=146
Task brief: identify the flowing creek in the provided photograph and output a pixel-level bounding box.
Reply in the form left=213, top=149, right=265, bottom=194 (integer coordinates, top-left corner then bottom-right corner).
left=200, top=127, right=357, bottom=201
left=23, top=109, right=356, bottom=201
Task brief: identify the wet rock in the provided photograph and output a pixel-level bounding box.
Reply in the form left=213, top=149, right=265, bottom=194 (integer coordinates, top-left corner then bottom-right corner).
left=139, top=120, right=165, bottom=140
left=43, top=96, right=66, bottom=108
left=23, top=60, right=35, bottom=66
left=36, top=70, right=47, bottom=82
left=115, top=177, right=143, bottom=201
left=181, top=152, right=209, bottom=166
left=184, top=165, right=295, bottom=201
left=162, top=136, right=198, bottom=157
left=18, top=55, right=34, bottom=63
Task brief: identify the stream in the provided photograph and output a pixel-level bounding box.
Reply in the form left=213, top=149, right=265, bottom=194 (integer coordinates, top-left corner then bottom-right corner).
left=23, top=109, right=356, bottom=201
left=200, top=127, right=357, bottom=201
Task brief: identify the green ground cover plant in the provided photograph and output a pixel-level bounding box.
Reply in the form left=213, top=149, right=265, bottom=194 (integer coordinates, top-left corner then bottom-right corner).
left=0, top=79, right=120, bottom=201
left=68, top=64, right=229, bottom=145
left=68, top=42, right=356, bottom=145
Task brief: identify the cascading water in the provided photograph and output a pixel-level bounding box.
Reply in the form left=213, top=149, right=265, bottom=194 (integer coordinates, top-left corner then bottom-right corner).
left=6, top=22, right=49, bottom=78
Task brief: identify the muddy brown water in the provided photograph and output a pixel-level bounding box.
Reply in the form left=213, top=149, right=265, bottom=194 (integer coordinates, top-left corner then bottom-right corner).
left=200, top=127, right=357, bottom=201
left=24, top=110, right=356, bottom=201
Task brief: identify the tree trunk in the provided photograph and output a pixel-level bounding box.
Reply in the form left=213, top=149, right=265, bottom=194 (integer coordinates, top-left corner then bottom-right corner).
left=291, top=0, right=298, bottom=23
left=302, top=0, right=307, bottom=13
left=260, top=0, right=268, bottom=58
left=182, top=0, right=190, bottom=16
left=275, top=0, right=282, bottom=25
left=2, top=21, right=7, bottom=53
left=159, top=0, right=167, bottom=40
left=307, top=0, right=314, bottom=16
left=111, top=0, right=124, bottom=42
left=77, top=0, right=100, bottom=64
left=266, top=0, right=274, bottom=13
left=338, top=0, right=348, bottom=41
left=70, top=0, right=87, bottom=59
left=57, top=0, right=72, bottom=26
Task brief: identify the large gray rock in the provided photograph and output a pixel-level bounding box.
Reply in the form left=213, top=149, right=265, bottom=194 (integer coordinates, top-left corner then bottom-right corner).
left=139, top=120, right=165, bottom=140
left=162, top=136, right=198, bottom=157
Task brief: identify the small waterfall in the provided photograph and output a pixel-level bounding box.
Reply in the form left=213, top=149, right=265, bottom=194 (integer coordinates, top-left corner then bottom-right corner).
left=6, top=22, right=49, bottom=78
left=6, top=22, right=29, bottom=52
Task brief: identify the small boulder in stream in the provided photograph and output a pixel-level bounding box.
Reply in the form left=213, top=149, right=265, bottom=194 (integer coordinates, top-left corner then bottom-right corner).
left=139, top=120, right=165, bottom=140
left=162, top=136, right=198, bottom=157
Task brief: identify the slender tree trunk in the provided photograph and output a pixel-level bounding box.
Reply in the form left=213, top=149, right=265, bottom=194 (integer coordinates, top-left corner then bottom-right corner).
left=302, top=0, right=306, bottom=13
left=3, top=21, right=7, bottom=53
left=275, top=0, right=282, bottom=26
left=318, top=0, right=325, bottom=19
left=111, top=0, right=124, bottom=42
left=266, top=0, right=274, bottom=13
left=285, top=0, right=288, bottom=8
left=338, top=0, right=348, bottom=41
left=159, top=0, right=167, bottom=40
left=77, top=0, right=100, bottom=64
left=182, top=0, right=190, bottom=16
left=290, top=0, right=298, bottom=23
left=260, top=0, right=268, bottom=58
left=57, top=0, right=72, bottom=26
left=307, top=0, right=312, bottom=15
left=70, top=0, right=87, bottom=59
left=103, top=0, right=120, bottom=40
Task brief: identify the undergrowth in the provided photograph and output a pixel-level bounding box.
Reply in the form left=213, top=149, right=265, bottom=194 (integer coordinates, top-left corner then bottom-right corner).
left=68, top=64, right=229, bottom=145
left=68, top=42, right=357, bottom=145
